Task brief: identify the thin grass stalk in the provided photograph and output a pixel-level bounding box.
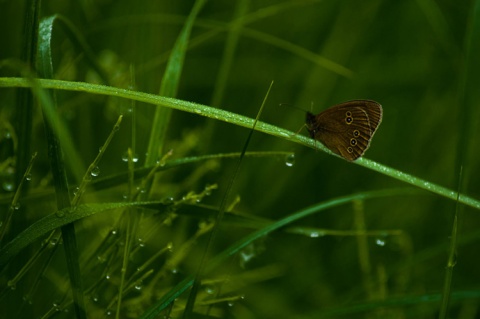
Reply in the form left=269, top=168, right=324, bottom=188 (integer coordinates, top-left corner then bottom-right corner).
left=182, top=81, right=272, bottom=317
left=145, top=0, right=206, bottom=164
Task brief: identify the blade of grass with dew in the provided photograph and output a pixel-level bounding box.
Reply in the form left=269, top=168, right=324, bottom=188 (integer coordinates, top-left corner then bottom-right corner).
left=9, top=116, right=124, bottom=315
left=36, top=15, right=115, bottom=316
left=145, top=0, right=206, bottom=164
left=0, top=115, right=122, bottom=265
left=14, top=0, right=40, bottom=190
left=0, top=152, right=37, bottom=246
left=37, top=15, right=115, bottom=318
left=139, top=188, right=414, bottom=318
left=38, top=15, right=111, bottom=184
left=0, top=201, right=168, bottom=267
left=71, top=115, right=123, bottom=206
left=37, top=20, right=86, bottom=319
left=37, top=17, right=83, bottom=180
left=115, top=149, right=139, bottom=318
left=0, top=151, right=292, bottom=205
left=39, top=15, right=110, bottom=83
left=182, top=81, right=273, bottom=318
left=10, top=17, right=120, bottom=312
left=91, top=151, right=292, bottom=193
left=1, top=77, right=480, bottom=210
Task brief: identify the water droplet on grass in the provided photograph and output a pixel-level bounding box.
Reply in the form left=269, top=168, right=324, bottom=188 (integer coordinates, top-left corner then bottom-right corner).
left=285, top=153, right=295, bottom=167
left=375, top=238, right=386, bottom=246
left=90, top=166, right=100, bottom=177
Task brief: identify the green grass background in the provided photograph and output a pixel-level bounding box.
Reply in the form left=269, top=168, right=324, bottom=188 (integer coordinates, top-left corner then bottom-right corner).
left=1, top=0, right=480, bottom=318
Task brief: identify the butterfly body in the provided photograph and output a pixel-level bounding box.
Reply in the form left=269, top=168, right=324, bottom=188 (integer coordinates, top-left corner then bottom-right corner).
left=305, top=100, right=382, bottom=161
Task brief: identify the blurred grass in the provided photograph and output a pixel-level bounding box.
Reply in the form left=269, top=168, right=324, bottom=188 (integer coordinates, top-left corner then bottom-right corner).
left=1, top=1, right=480, bottom=318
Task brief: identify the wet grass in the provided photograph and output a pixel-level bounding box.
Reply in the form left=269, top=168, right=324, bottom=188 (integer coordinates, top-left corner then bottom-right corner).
left=1, top=1, right=480, bottom=318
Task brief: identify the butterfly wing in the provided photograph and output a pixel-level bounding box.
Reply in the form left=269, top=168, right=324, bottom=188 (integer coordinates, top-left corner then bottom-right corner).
left=306, top=100, right=382, bottom=161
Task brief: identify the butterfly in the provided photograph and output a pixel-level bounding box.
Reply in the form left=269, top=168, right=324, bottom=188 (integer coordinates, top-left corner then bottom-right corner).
left=305, top=100, right=382, bottom=161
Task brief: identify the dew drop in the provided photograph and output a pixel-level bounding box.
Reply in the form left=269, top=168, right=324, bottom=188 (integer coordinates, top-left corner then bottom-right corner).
left=121, top=151, right=139, bottom=163
left=285, top=153, right=295, bottom=167
left=239, top=250, right=255, bottom=268
left=162, top=197, right=174, bottom=205
left=311, top=230, right=325, bottom=238
left=2, top=182, right=14, bottom=192
left=49, top=239, right=57, bottom=248
left=204, top=285, right=216, bottom=295
left=375, top=238, right=386, bottom=246
left=55, top=210, right=65, bottom=218
left=90, top=166, right=100, bottom=177
left=25, top=173, right=32, bottom=181
left=52, top=302, right=60, bottom=311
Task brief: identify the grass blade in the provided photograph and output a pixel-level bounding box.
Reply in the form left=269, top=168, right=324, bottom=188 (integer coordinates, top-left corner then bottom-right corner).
left=145, top=0, right=206, bottom=164
left=1, top=77, right=479, bottom=210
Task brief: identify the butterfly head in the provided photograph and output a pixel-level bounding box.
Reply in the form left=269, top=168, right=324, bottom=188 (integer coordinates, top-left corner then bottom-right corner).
left=305, top=112, right=317, bottom=138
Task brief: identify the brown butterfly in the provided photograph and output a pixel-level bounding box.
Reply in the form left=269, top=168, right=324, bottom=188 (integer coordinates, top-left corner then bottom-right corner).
left=305, top=100, right=383, bottom=161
